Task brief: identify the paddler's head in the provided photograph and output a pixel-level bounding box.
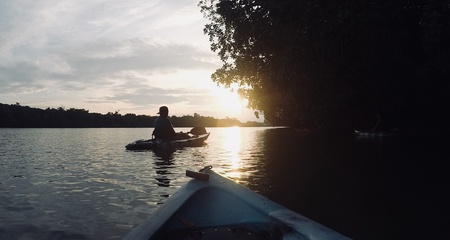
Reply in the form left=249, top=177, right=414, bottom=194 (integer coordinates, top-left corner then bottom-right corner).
left=157, top=106, right=169, bottom=117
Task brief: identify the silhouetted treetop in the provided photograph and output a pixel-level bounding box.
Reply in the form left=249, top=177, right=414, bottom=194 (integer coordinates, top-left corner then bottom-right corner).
left=0, top=103, right=265, bottom=128
left=199, top=0, right=449, bottom=132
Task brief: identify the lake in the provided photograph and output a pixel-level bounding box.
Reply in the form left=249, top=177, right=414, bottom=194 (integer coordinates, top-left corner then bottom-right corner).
left=0, top=127, right=448, bottom=239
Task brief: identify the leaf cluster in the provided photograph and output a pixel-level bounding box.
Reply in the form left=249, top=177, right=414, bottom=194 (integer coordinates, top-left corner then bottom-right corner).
left=199, top=0, right=450, bottom=132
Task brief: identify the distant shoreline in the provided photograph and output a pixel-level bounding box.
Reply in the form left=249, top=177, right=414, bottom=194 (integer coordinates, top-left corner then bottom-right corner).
left=0, top=103, right=267, bottom=128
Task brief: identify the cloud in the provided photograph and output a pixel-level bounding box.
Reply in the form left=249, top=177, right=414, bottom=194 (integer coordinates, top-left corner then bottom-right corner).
left=0, top=0, right=207, bottom=56
left=0, top=0, right=259, bottom=121
left=0, top=0, right=217, bottom=91
left=1, top=38, right=217, bottom=92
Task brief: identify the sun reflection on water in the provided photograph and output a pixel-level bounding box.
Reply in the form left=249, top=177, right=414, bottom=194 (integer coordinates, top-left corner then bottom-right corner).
left=220, top=126, right=243, bottom=181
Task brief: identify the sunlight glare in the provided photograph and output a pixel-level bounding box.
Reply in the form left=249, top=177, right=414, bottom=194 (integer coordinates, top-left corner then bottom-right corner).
left=221, top=126, right=243, bottom=181
left=210, top=85, right=248, bottom=118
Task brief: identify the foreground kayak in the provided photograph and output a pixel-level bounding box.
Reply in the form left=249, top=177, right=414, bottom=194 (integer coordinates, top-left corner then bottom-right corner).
left=123, top=166, right=351, bottom=240
left=126, top=133, right=210, bottom=150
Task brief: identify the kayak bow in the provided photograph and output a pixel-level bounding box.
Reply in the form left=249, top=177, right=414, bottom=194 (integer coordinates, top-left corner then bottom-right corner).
left=123, top=166, right=351, bottom=240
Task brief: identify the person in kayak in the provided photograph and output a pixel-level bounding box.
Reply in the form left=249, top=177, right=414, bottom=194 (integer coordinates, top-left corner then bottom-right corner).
left=371, top=113, right=384, bottom=133
left=153, top=106, right=176, bottom=140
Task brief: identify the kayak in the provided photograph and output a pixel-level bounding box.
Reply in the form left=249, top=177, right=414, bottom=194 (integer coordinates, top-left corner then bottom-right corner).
left=354, top=129, right=399, bottom=138
left=123, top=166, right=351, bottom=240
left=125, top=132, right=210, bottom=150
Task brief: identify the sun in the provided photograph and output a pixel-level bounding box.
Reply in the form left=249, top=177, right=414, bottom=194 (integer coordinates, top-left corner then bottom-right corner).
left=210, top=85, right=248, bottom=117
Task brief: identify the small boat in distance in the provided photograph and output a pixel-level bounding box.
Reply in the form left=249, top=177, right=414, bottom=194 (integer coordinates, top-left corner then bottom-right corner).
left=353, top=129, right=399, bottom=138
left=123, top=166, right=351, bottom=240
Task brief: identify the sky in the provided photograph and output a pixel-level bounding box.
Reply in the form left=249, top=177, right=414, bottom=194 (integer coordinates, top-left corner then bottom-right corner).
left=0, top=0, right=261, bottom=122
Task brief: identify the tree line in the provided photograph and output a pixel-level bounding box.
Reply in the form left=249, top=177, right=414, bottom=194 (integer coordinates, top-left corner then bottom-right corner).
left=199, top=0, right=450, bottom=132
left=0, top=103, right=266, bottom=128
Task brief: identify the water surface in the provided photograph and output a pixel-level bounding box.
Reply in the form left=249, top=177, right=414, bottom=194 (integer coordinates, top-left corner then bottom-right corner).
left=0, top=127, right=448, bottom=239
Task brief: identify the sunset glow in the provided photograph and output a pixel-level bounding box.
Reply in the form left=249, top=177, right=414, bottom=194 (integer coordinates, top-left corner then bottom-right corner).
left=0, top=0, right=261, bottom=123
left=211, top=86, right=248, bottom=119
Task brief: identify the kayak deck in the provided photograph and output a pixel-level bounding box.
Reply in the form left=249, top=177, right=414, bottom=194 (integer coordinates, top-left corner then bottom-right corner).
left=154, top=186, right=283, bottom=240
left=123, top=167, right=351, bottom=240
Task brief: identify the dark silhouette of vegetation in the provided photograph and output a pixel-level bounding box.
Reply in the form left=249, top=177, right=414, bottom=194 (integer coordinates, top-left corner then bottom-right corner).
left=199, top=0, right=450, bottom=133
left=0, top=103, right=266, bottom=128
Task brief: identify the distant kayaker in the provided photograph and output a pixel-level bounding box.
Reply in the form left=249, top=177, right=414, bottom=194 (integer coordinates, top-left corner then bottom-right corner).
left=153, top=106, right=176, bottom=140
left=371, top=113, right=384, bottom=133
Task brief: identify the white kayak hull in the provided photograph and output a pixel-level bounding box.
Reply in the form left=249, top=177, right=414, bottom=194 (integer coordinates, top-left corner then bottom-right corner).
left=123, top=167, right=351, bottom=240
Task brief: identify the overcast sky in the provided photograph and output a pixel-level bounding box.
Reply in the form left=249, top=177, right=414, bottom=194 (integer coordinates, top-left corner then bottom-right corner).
left=0, top=0, right=260, bottom=122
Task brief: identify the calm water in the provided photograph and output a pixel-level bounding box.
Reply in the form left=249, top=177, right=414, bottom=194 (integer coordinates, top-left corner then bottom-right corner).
left=0, top=127, right=448, bottom=239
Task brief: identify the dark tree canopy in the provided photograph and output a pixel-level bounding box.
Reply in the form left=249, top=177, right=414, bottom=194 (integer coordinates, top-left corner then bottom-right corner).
left=199, top=0, right=450, bottom=132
